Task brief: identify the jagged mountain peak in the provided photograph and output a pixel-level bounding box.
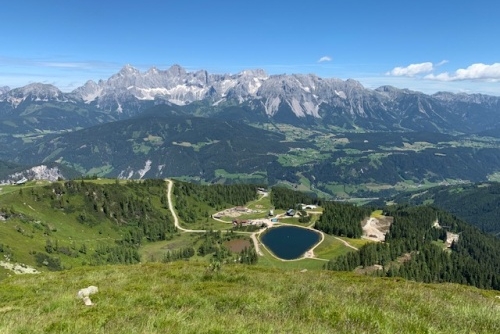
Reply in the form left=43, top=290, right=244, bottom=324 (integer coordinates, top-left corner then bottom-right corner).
left=375, top=85, right=402, bottom=93
left=0, top=86, right=10, bottom=95
left=13, top=82, right=62, bottom=95
left=375, top=85, right=416, bottom=98
left=238, top=69, right=268, bottom=78
left=166, top=64, right=187, bottom=77
left=432, top=91, right=499, bottom=105
left=119, top=64, right=140, bottom=75
left=146, top=67, right=160, bottom=75
left=70, top=80, right=102, bottom=103
left=0, top=83, right=67, bottom=107
left=3, top=64, right=500, bottom=134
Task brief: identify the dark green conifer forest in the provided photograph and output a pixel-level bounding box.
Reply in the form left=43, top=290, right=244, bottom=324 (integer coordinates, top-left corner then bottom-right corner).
left=325, top=205, right=500, bottom=290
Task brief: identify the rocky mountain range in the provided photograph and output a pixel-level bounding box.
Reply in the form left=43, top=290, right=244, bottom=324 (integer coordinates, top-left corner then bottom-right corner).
left=1, top=64, right=500, bottom=133
left=2, top=65, right=500, bottom=191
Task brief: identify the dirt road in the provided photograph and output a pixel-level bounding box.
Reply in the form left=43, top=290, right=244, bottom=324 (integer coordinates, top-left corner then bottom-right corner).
left=166, top=179, right=206, bottom=233
left=166, top=179, right=267, bottom=254
left=166, top=179, right=337, bottom=261
left=333, top=236, right=358, bottom=250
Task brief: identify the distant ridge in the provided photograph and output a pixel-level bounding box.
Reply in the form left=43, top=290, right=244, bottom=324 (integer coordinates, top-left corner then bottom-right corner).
left=1, top=64, right=499, bottom=133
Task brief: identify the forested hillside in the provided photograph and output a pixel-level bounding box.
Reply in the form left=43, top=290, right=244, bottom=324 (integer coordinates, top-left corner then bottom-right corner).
left=0, top=179, right=174, bottom=271
left=0, top=179, right=261, bottom=276
left=325, top=205, right=500, bottom=290
left=14, top=114, right=289, bottom=181
left=315, top=202, right=372, bottom=238
left=270, top=186, right=322, bottom=209
left=3, top=178, right=500, bottom=294
left=269, top=186, right=500, bottom=291
left=173, top=181, right=261, bottom=225
left=379, top=181, right=500, bottom=235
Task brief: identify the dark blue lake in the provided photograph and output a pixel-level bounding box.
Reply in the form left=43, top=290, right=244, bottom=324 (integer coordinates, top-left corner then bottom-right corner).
left=261, top=226, right=321, bottom=260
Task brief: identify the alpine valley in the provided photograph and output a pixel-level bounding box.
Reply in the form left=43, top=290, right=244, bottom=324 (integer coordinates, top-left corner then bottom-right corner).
left=2, top=64, right=500, bottom=199
left=2, top=65, right=500, bottom=334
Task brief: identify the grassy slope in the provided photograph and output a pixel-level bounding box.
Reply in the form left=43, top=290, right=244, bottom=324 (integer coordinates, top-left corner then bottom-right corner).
left=1, top=262, right=499, bottom=334
left=0, top=182, right=128, bottom=269
left=1, top=179, right=359, bottom=275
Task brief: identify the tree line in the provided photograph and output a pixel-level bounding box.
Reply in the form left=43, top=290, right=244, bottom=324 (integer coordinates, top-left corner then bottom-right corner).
left=173, top=181, right=260, bottom=224
left=26, top=179, right=176, bottom=244
left=315, top=202, right=372, bottom=238
left=325, top=205, right=500, bottom=290
left=270, top=186, right=321, bottom=210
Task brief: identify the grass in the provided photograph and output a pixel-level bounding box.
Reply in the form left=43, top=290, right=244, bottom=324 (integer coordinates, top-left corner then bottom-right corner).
left=487, top=171, right=500, bottom=182
left=370, top=209, right=384, bottom=218
left=257, top=245, right=326, bottom=270
left=86, top=165, right=114, bottom=177
left=277, top=148, right=331, bottom=167
left=5, top=178, right=499, bottom=332
left=214, top=169, right=267, bottom=181
left=0, top=194, right=123, bottom=268
left=1, top=262, right=499, bottom=334
left=0, top=181, right=53, bottom=195
left=245, top=194, right=271, bottom=211
left=314, top=234, right=355, bottom=259
left=139, top=232, right=197, bottom=262
left=0, top=179, right=172, bottom=270
left=337, top=236, right=373, bottom=249
left=1, top=179, right=500, bottom=332
left=0, top=180, right=350, bottom=275
left=179, top=218, right=233, bottom=231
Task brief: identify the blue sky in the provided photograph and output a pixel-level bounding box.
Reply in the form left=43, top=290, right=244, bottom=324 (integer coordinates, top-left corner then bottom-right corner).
left=1, top=0, right=499, bottom=95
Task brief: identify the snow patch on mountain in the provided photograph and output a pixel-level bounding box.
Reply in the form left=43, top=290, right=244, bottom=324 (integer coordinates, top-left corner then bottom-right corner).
left=165, top=85, right=208, bottom=104
left=137, top=160, right=152, bottom=179
left=136, top=87, right=170, bottom=100
left=219, top=79, right=238, bottom=96
left=118, top=169, right=135, bottom=179
left=7, top=97, right=24, bottom=108
left=116, top=101, right=123, bottom=113
left=1, top=83, right=67, bottom=108
left=63, top=65, right=388, bottom=119
left=117, top=160, right=152, bottom=179
left=335, top=90, right=347, bottom=99
left=3, top=64, right=500, bottom=130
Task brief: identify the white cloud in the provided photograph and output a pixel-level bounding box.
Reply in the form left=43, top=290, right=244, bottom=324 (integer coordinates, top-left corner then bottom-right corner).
left=425, top=63, right=500, bottom=82
left=386, top=62, right=434, bottom=77
left=318, top=56, right=332, bottom=63
left=436, top=60, right=449, bottom=67
left=36, top=61, right=94, bottom=69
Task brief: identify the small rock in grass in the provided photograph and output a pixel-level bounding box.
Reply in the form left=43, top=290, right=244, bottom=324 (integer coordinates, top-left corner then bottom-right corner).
left=77, top=286, right=98, bottom=306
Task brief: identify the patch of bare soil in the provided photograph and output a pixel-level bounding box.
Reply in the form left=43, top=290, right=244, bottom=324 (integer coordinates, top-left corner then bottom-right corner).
left=355, top=264, right=383, bottom=275
left=214, top=207, right=263, bottom=218
left=445, top=232, right=459, bottom=248
left=224, top=239, right=252, bottom=253
left=396, top=253, right=412, bottom=263
left=0, top=261, right=39, bottom=274
left=361, top=216, right=393, bottom=242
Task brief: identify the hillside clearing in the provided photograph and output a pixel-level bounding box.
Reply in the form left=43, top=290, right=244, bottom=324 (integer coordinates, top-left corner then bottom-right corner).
left=362, top=216, right=393, bottom=242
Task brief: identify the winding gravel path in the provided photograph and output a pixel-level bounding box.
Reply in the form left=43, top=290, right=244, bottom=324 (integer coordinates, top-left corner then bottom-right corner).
left=166, top=179, right=206, bottom=233
left=166, top=179, right=351, bottom=261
